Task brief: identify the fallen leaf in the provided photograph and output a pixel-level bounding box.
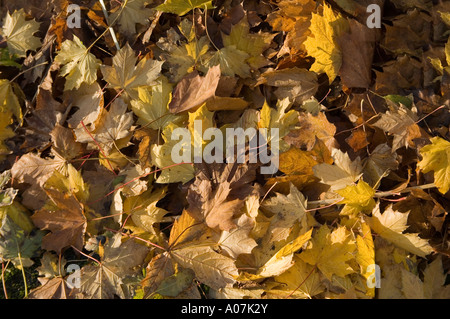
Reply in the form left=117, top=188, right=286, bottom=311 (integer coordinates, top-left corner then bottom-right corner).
left=169, top=65, right=221, bottom=114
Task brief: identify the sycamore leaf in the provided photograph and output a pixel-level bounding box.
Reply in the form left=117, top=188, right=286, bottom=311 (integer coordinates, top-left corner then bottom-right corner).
left=2, top=9, right=41, bottom=57
left=206, top=46, right=251, bottom=78
left=222, top=17, right=273, bottom=70
left=260, top=68, right=318, bottom=105
left=0, top=79, right=22, bottom=123
left=169, top=65, right=221, bottom=113
left=65, top=82, right=104, bottom=129
left=217, top=214, right=257, bottom=259
left=367, top=204, right=434, bottom=257
left=303, top=4, right=348, bottom=82
left=417, top=136, right=450, bottom=194
left=356, top=222, right=375, bottom=297
left=299, top=225, right=356, bottom=279
left=151, top=124, right=195, bottom=184
left=100, top=44, right=163, bottom=100
left=79, top=234, right=149, bottom=299
left=258, top=98, right=299, bottom=152
left=266, top=0, right=315, bottom=54
left=162, top=32, right=210, bottom=82
left=131, top=76, right=180, bottom=130
left=0, top=215, right=44, bottom=268
left=372, top=102, right=423, bottom=152
left=28, top=277, right=73, bottom=299
left=123, top=188, right=169, bottom=236
left=273, top=255, right=324, bottom=299
left=401, top=256, right=450, bottom=299
left=187, top=162, right=256, bottom=231
left=74, top=98, right=133, bottom=153
left=156, top=0, right=213, bottom=16
left=313, top=148, right=363, bottom=191
left=261, top=184, right=308, bottom=242
left=109, top=0, right=152, bottom=35
left=170, top=245, right=238, bottom=290
left=55, top=36, right=101, bottom=91
left=0, top=111, right=14, bottom=161
left=336, top=180, right=376, bottom=217
left=31, top=188, right=87, bottom=253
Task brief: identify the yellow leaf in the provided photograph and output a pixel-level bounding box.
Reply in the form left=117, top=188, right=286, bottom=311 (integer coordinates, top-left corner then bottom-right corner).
left=299, top=225, right=356, bottom=279
left=303, top=4, right=348, bottom=82
left=0, top=79, right=22, bottom=124
left=356, top=222, right=375, bottom=297
left=417, top=136, right=450, bottom=194
left=2, top=9, right=41, bottom=57
left=367, top=204, right=433, bottom=257
left=336, top=180, right=376, bottom=217
left=273, top=255, right=324, bottom=299
left=0, top=111, right=14, bottom=161
left=55, top=36, right=101, bottom=91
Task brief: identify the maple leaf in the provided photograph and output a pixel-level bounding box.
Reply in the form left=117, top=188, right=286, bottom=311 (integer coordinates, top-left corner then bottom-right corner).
left=156, top=0, right=213, bottom=16
left=78, top=234, right=149, bottom=299
left=272, top=255, right=324, bottom=299
left=356, top=222, right=375, bottom=297
left=0, top=111, right=14, bottom=161
left=74, top=98, right=133, bottom=154
left=31, top=189, right=87, bottom=253
left=109, top=0, right=152, bottom=35
left=206, top=46, right=251, bottom=78
left=367, top=204, right=434, bottom=257
left=303, top=4, right=348, bottom=82
left=151, top=124, right=195, bottom=184
left=372, top=102, right=423, bottom=152
left=222, top=16, right=273, bottom=70
left=0, top=215, right=44, bottom=268
left=417, top=136, right=450, bottom=194
left=1, top=9, right=41, bottom=57
left=259, top=67, right=318, bottom=105
left=313, top=148, right=363, bottom=191
left=169, top=65, right=221, bottom=113
left=299, top=225, right=356, bottom=280
left=267, top=0, right=315, bottom=55
left=401, top=256, right=450, bottom=299
left=186, top=162, right=256, bottom=231
left=0, top=79, right=22, bottom=123
left=284, top=111, right=337, bottom=152
left=362, top=143, right=399, bottom=188
left=160, top=26, right=210, bottom=82
left=217, top=214, right=257, bottom=259
left=131, top=76, right=180, bottom=130
left=55, top=36, right=101, bottom=91
left=28, top=252, right=74, bottom=299
left=336, top=179, right=376, bottom=217
left=258, top=98, right=299, bottom=152
left=123, top=187, right=169, bottom=236
left=261, top=184, right=308, bottom=242
left=65, top=82, right=104, bottom=129
left=100, top=44, right=163, bottom=100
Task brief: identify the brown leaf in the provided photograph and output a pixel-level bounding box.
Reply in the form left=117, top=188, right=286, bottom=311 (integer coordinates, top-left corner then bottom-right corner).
left=28, top=277, right=74, bottom=299
left=32, top=189, right=87, bottom=253
left=338, top=19, right=379, bottom=88
left=285, top=112, right=337, bottom=151
left=169, top=65, right=221, bottom=114
left=186, top=162, right=256, bottom=231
